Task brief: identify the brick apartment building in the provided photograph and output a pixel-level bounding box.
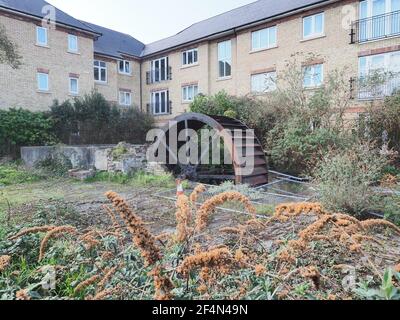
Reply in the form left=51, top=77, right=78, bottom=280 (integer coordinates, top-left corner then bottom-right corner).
left=0, top=0, right=399, bottom=125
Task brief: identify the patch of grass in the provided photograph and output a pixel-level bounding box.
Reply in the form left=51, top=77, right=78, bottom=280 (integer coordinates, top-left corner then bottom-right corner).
left=0, top=164, right=44, bottom=186
left=85, top=170, right=176, bottom=188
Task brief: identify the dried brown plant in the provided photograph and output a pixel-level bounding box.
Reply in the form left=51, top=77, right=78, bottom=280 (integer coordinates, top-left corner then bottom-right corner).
left=105, top=191, right=161, bottom=266
left=9, top=226, right=56, bottom=240
left=195, top=192, right=256, bottom=231
left=16, top=289, right=31, bottom=300
left=0, top=255, right=11, bottom=272
left=189, top=184, right=206, bottom=203
left=149, top=266, right=174, bottom=300
left=39, top=226, right=77, bottom=261
left=74, top=275, right=101, bottom=294
left=175, top=195, right=192, bottom=242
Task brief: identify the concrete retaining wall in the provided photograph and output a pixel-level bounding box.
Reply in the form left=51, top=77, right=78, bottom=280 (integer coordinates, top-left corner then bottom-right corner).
left=20, top=144, right=165, bottom=175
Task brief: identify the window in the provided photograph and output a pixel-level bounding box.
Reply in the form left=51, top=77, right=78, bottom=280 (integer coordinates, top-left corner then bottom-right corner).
left=182, top=49, right=198, bottom=66
left=251, top=72, right=277, bottom=93
left=94, top=60, right=107, bottom=82
left=303, top=13, right=324, bottom=39
left=218, top=40, right=232, bottom=78
left=303, top=64, right=324, bottom=88
left=119, top=91, right=132, bottom=106
left=37, top=73, right=49, bottom=91
left=359, top=0, right=400, bottom=41
left=36, top=27, right=48, bottom=46
left=118, top=60, right=131, bottom=75
left=150, top=57, right=169, bottom=82
left=182, top=84, right=199, bottom=102
left=358, top=51, right=400, bottom=99
left=69, top=77, right=79, bottom=95
left=251, top=26, right=277, bottom=51
left=151, top=90, right=169, bottom=115
left=68, top=34, right=78, bottom=52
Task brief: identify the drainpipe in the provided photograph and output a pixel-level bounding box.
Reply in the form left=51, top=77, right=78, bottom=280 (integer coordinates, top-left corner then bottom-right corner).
left=139, top=61, right=143, bottom=112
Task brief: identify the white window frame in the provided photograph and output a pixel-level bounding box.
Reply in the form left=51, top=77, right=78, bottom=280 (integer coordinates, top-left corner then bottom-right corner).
left=360, top=0, right=399, bottom=18
left=182, top=84, right=199, bottom=102
left=251, top=72, right=277, bottom=94
left=151, top=90, right=169, bottom=115
left=182, top=48, right=198, bottom=66
left=218, top=40, right=232, bottom=78
left=119, top=91, right=132, bottom=106
left=36, top=26, right=48, bottom=46
left=150, top=57, right=169, bottom=82
left=68, top=34, right=78, bottom=53
left=251, top=26, right=277, bottom=51
left=118, top=60, right=132, bottom=75
left=37, top=72, right=49, bottom=91
left=94, top=60, right=107, bottom=83
left=303, top=12, right=325, bottom=39
left=69, top=77, right=79, bottom=95
left=303, top=64, right=324, bottom=88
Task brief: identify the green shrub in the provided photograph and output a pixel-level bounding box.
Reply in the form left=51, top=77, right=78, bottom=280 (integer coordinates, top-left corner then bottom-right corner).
left=49, top=91, right=154, bottom=145
left=0, top=163, right=44, bottom=186
left=0, top=108, right=57, bottom=157
left=314, top=144, right=389, bottom=217
left=35, top=154, right=73, bottom=177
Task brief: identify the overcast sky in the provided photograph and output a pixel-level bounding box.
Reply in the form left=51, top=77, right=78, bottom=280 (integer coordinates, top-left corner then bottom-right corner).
left=47, top=0, right=256, bottom=44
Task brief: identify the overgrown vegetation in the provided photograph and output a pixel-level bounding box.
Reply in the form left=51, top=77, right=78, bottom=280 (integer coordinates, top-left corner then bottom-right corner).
left=0, top=109, right=57, bottom=157
left=0, top=23, right=22, bottom=69
left=0, top=189, right=399, bottom=300
left=0, top=163, right=44, bottom=186
left=85, top=171, right=176, bottom=188
left=49, top=91, right=154, bottom=145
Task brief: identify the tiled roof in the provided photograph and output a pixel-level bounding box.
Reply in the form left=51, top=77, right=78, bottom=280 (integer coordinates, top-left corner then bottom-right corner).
left=0, top=0, right=98, bottom=34
left=142, top=0, right=331, bottom=56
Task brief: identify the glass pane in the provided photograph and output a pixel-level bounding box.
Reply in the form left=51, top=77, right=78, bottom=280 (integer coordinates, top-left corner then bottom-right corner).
left=94, top=68, right=99, bottom=80
left=314, top=65, right=323, bottom=85
left=225, top=61, right=232, bottom=77
left=219, top=61, right=225, bottom=77
left=37, top=28, right=47, bottom=44
left=315, top=13, right=324, bottom=34
left=155, top=93, right=160, bottom=114
left=183, top=87, right=187, bottom=100
left=68, top=35, right=77, bottom=51
left=303, top=16, right=312, bottom=37
left=160, top=59, right=166, bottom=81
left=303, top=67, right=312, bottom=87
left=372, top=0, right=385, bottom=16
left=182, top=52, right=187, bottom=65
left=119, top=61, right=124, bottom=72
left=218, top=42, right=225, bottom=60
left=193, top=50, right=198, bottom=63
left=188, top=86, right=193, bottom=100
left=359, top=57, right=367, bottom=77
left=360, top=1, right=368, bottom=19
left=392, top=0, right=400, bottom=10
left=225, top=41, right=231, bottom=59
left=390, top=52, right=400, bottom=72
left=125, top=62, right=130, bottom=73
left=101, top=69, right=106, bottom=81
left=194, top=85, right=198, bottom=96
left=371, top=55, right=385, bottom=71
left=70, top=79, right=78, bottom=93
left=161, top=92, right=166, bottom=113
left=269, top=27, right=277, bottom=46
left=260, top=29, right=268, bottom=48
left=155, top=60, right=160, bottom=81
left=391, top=1, right=400, bottom=34
left=100, top=62, right=106, bottom=68
left=251, top=32, right=259, bottom=50
left=38, top=74, right=48, bottom=90
left=188, top=51, right=193, bottom=64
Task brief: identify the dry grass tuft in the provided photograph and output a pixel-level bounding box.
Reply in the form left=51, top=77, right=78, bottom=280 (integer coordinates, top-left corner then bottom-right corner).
left=105, top=191, right=161, bottom=266
left=39, top=226, right=77, bottom=262
left=195, top=191, right=256, bottom=231
left=0, top=255, right=11, bottom=272
left=149, top=266, right=175, bottom=300
left=9, top=226, right=56, bottom=241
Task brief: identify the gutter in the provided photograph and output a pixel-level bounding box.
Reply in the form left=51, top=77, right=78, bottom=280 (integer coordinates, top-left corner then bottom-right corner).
left=141, top=0, right=340, bottom=59
left=0, top=6, right=102, bottom=38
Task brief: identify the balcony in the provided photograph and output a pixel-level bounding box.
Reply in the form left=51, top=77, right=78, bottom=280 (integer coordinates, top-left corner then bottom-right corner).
left=146, top=66, right=172, bottom=85
left=350, top=10, right=400, bottom=43
left=146, top=101, right=173, bottom=115
left=350, top=74, right=400, bottom=100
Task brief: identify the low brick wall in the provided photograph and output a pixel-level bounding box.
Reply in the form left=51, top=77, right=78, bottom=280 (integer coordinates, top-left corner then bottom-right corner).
left=21, top=144, right=168, bottom=175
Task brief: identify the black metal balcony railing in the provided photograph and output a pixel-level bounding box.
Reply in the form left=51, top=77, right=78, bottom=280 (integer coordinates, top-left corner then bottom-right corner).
left=146, top=101, right=172, bottom=115
left=350, top=75, right=400, bottom=100
left=146, top=66, right=172, bottom=84
left=350, top=10, right=400, bottom=43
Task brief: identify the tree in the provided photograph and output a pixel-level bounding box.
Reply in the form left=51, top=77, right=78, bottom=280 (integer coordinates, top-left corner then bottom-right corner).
left=0, top=24, right=22, bottom=69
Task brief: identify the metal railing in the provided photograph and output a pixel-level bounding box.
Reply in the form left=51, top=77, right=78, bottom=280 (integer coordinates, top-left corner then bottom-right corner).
left=146, top=101, right=173, bottom=115
left=350, top=75, right=400, bottom=100
left=146, top=66, right=172, bottom=84
left=350, top=10, right=400, bottom=43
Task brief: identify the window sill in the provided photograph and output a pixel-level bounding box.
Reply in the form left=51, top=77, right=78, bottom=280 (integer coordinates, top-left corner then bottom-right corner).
left=217, top=76, right=232, bottom=82
left=181, top=63, right=199, bottom=70
left=300, top=34, right=326, bottom=42
left=67, top=51, right=80, bottom=55
left=303, top=85, right=324, bottom=90
left=37, top=90, right=51, bottom=94
left=249, top=46, right=278, bottom=54
left=118, top=72, right=133, bottom=77
left=68, top=93, right=80, bottom=97
left=95, top=81, right=108, bottom=86
left=35, top=43, right=50, bottom=49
